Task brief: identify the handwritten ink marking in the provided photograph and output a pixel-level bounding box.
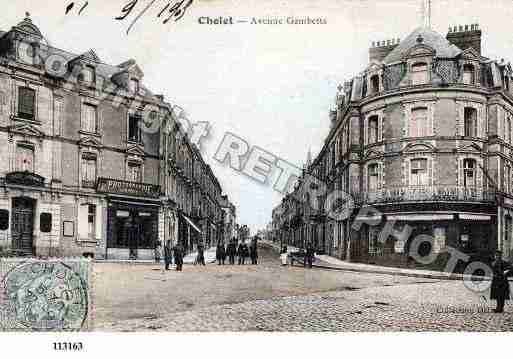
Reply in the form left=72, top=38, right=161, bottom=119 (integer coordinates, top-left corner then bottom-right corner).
left=65, top=1, right=88, bottom=15
left=126, top=0, right=158, bottom=34
left=65, top=2, right=75, bottom=15
left=115, top=0, right=139, bottom=21
left=162, top=0, right=194, bottom=24
left=78, top=1, right=89, bottom=15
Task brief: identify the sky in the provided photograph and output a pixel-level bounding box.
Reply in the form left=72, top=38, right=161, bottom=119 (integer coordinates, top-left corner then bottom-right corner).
left=3, top=0, right=513, bottom=234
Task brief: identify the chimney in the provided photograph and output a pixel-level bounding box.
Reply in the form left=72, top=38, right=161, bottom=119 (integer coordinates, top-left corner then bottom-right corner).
left=446, top=23, right=482, bottom=55
left=369, top=38, right=400, bottom=62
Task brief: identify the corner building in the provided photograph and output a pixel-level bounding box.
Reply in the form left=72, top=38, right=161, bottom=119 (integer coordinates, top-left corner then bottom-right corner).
left=278, top=24, right=513, bottom=269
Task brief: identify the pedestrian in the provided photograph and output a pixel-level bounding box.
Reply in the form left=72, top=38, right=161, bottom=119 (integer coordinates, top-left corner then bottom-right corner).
left=490, top=250, right=512, bottom=313
left=280, top=245, right=288, bottom=266
left=238, top=240, right=248, bottom=265
left=164, top=240, right=173, bottom=271
left=305, top=242, right=315, bottom=268
left=250, top=238, right=258, bottom=265
left=196, top=242, right=206, bottom=266
left=227, top=239, right=236, bottom=265
left=154, top=240, right=162, bottom=263
left=216, top=242, right=226, bottom=265
left=173, top=243, right=184, bottom=271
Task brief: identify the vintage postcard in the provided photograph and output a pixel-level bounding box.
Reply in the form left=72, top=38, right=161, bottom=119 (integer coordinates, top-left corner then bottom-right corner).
left=0, top=0, right=512, bottom=356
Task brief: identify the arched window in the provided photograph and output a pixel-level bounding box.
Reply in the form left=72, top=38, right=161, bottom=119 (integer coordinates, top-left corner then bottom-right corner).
left=411, top=63, right=428, bottom=85
left=463, top=64, right=475, bottom=85
left=464, top=107, right=477, bottom=137
left=463, top=159, right=477, bottom=188
left=370, top=74, right=380, bottom=94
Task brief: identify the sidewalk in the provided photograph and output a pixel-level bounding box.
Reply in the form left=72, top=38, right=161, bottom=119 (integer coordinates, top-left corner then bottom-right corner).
left=261, top=240, right=487, bottom=281
left=97, top=247, right=217, bottom=265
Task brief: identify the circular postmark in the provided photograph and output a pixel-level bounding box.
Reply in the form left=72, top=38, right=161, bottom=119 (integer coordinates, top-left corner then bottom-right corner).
left=2, top=262, right=88, bottom=331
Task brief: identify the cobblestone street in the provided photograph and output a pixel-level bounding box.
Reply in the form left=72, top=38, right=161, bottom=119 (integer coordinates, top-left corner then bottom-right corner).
left=92, top=246, right=513, bottom=331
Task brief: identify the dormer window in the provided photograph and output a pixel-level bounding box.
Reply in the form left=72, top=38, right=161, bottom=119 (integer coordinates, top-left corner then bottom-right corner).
left=411, top=62, right=428, bottom=85
left=80, top=65, right=96, bottom=84
left=130, top=78, right=140, bottom=94
left=463, top=64, right=475, bottom=85
left=370, top=75, right=380, bottom=94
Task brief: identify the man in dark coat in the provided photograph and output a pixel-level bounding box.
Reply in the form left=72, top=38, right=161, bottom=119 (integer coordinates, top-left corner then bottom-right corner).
left=250, top=238, right=258, bottom=265
left=305, top=242, right=315, bottom=268
left=173, top=243, right=184, bottom=271
left=490, top=250, right=512, bottom=313
left=238, top=240, right=248, bottom=265
left=216, top=242, right=226, bottom=265
left=164, top=240, right=173, bottom=271
left=227, top=239, right=236, bottom=265
left=196, top=243, right=206, bottom=266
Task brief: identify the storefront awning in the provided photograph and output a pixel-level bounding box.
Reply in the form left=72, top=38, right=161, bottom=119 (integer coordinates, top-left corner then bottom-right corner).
left=387, top=214, right=454, bottom=221
left=459, top=214, right=492, bottom=221
left=182, top=215, right=202, bottom=234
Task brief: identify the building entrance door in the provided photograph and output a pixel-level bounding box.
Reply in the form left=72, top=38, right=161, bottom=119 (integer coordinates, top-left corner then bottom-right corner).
left=12, top=197, right=35, bottom=254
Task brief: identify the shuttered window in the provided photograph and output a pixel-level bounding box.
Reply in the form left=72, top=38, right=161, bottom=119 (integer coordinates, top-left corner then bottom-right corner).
left=81, top=154, right=97, bottom=188
left=18, top=87, right=35, bottom=120
left=54, top=98, right=64, bottom=136
left=410, top=108, right=428, bottom=137
left=81, top=104, right=97, bottom=133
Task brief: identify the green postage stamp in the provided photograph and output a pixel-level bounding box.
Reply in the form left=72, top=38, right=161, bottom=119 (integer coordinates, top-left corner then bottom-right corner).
left=0, top=259, right=92, bottom=331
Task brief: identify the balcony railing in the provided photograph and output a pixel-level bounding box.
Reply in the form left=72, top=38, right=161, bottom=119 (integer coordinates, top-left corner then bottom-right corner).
left=354, top=186, right=496, bottom=205
left=97, top=177, right=161, bottom=199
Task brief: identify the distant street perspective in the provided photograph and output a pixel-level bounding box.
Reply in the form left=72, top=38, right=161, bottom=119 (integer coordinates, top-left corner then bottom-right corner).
left=93, top=243, right=513, bottom=331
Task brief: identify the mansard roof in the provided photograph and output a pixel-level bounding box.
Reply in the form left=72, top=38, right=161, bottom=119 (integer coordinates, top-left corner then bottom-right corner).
left=383, top=27, right=462, bottom=64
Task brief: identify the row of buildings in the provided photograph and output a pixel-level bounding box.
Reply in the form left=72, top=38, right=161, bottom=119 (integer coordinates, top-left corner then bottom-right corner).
left=272, top=23, right=513, bottom=269
left=0, top=15, right=238, bottom=260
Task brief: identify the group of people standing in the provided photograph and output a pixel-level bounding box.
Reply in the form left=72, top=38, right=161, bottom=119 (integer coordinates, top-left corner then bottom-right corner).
left=163, top=241, right=184, bottom=271
left=216, top=238, right=258, bottom=265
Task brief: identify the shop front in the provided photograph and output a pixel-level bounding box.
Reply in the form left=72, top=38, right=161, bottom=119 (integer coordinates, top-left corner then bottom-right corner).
left=98, top=177, right=163, bottom=260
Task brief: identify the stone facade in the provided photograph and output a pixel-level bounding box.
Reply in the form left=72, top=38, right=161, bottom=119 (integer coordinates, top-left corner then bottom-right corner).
left=273, top=24, right=513, bottom=270
left=0, top=15, right=228, bottom=259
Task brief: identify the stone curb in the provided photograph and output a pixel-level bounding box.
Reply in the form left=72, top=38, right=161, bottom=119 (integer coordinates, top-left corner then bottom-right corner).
left=261, top=242, right=494, bottom=282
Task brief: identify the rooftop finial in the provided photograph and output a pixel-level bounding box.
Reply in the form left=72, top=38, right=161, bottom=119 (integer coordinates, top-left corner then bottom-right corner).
left=25, top=11, right=30, bottom=18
